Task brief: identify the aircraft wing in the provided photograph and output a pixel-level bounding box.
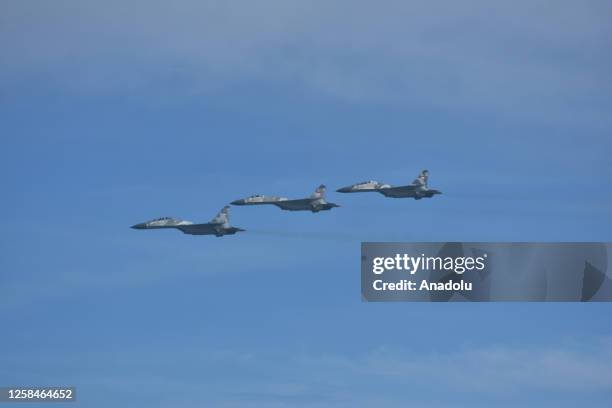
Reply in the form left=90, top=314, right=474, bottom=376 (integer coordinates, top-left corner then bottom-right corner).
left=378, top=185, right=417, bottom=197
left=273, top=198, right=313, bottom=210
left=177, top=223, right=218, bottom=235
left=383, top=185, right=417, bottom=193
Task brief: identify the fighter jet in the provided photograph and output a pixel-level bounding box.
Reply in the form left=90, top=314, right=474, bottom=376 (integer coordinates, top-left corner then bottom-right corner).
left=130, top=206, right=244, bottom=237
left=337, top=170, right=441, bottom=199
left=231, top=185, right=340, bottom=213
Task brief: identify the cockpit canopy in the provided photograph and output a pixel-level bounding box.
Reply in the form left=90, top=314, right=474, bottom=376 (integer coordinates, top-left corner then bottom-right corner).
left=346, top=180, right=390, bottom=190
left=244, top=194, right=288, bottom=202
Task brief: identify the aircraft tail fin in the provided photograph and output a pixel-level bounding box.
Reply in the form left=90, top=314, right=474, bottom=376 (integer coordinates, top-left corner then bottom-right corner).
left=310, top=184, right=327, bottom=199
left=413, top=170, right=429, bottom=188
left=210, top=205, right=231, bottom=227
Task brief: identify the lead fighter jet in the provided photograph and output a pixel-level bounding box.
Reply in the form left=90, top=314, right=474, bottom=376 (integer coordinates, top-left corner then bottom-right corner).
left=130, top=206, right=244, bottom=237
left=337, top=170, right=441, bottom=199
left=231, top=185, right=340, bottom=213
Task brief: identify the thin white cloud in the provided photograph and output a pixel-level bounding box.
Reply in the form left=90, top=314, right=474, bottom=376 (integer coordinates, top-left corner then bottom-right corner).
left=6, top=337, right=612, bottom=406
left=360, top=343, right=612, bottom=391
left=1, top=1, right=611, bottom=123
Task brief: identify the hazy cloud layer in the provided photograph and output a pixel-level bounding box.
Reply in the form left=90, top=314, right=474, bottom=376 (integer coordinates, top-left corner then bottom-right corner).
left=2, top=1, right=611, bottom=122
left=7, top=337, right=612, bottom=407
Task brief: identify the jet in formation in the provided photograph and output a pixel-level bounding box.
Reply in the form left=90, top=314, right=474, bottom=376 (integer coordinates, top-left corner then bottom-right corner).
left=130, top=206, right=244, bottom=237
left=131, top=170, right=439, bottom=237
left=231, top=184, right=340, bottom=213
left=337, top=170, right=441, bottom=199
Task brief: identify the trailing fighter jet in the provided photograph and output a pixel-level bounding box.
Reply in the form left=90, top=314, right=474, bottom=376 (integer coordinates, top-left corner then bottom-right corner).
left=231, top=185, right=340, bottom=213
left=130, top=206, right=244, bottom=237
left=337, top=170, right=441, bottom=199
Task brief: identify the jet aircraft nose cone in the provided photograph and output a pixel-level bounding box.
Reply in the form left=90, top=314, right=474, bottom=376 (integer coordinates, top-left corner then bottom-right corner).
left=230, top=200, right=244, bottom=205
left=131, top=223, right=146, bottom=229
left=336, top=187, right=351, bottom=193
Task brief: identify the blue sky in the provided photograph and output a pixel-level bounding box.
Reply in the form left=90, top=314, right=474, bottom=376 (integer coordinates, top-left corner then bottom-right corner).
left=1, top=1, right=612, bottom=407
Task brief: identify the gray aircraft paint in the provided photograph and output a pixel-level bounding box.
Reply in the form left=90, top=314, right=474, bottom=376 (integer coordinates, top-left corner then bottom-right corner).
left=337, top=170, right=442, bottom=199
left=131, top=206, right=244, bottom=237
left=231, top=185, right=340, bottom=213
